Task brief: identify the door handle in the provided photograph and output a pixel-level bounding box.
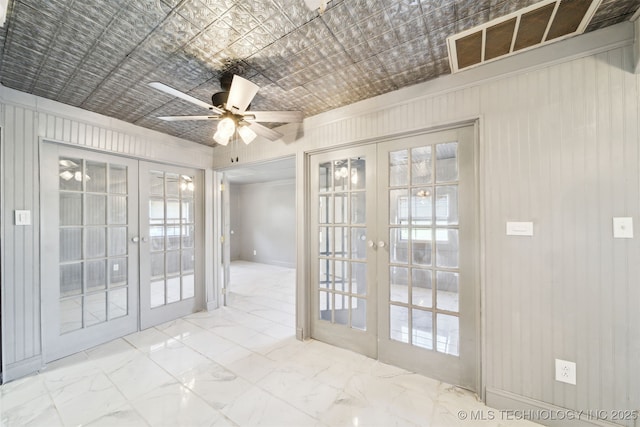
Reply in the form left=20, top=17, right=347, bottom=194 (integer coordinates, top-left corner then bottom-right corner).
left=367, top=240, right=376, bottom=248
left=131, top=236, right=140, bottom=243
left=141, top=237, right=148, bottom=243
left=378, top=241, right=387, bottom=248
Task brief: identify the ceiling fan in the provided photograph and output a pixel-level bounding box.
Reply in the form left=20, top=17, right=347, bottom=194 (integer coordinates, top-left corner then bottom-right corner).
left=149, top=74, right=303, bottom=145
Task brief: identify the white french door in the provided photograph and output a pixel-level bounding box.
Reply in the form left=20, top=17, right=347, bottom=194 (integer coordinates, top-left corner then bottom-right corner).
left=310, top=145, right=378, bottom=358
left=42, top=145, right=139, bottom=362
left=377, top=126, right=479, bottom=391
left=309, top=125, right=479, bottom=391
left=139, top=163, right=204, bottom=329
left=42, top=144, right=204, bottom=361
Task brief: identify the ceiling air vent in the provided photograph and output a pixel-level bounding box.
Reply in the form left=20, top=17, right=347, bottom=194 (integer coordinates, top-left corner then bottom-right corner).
left=447, top=0, right=602, bottom=73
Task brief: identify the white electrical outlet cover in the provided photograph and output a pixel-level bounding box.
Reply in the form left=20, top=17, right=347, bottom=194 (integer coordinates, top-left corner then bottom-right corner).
left=613, top=217, right=633, bottom=238
left=555, top=359, right=577, bottom=385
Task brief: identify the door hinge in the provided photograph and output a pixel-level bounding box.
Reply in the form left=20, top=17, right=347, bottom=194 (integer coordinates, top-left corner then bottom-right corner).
left=222, top=288, right=227, bottom=295
left=220, top=235, right=225, bottom=243
left=220, top=183, right=225, bottom=191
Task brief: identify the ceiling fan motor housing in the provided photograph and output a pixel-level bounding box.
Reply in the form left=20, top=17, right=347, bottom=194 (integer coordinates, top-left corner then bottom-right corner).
left=212, top=91, right=229, bottom=108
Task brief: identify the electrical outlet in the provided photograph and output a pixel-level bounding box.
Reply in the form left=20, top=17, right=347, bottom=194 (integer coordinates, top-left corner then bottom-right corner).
left=555, top=359, right=576, bottom=385
left=253, top=250, right=257, bottom=256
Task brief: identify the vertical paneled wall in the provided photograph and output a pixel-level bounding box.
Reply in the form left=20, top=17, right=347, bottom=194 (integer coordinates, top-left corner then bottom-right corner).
left=480, top=46, right=640, bottom=419
left=0, top=89, right=213, bottom=380
left=213, top=24, right=639, bottom=425
left=2, top=104, right=41, bottom=370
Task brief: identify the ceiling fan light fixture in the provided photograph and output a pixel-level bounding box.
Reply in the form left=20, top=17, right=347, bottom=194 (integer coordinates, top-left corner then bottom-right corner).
left=237, top=125, right=257, bottom=145
left=213, top=130, right=231, bottom=146
left=217, top=117, right=236, bottom=138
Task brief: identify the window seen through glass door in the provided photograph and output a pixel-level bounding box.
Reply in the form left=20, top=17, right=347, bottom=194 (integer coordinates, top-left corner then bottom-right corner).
left=149, top=171, right=196, bottom=308
left=388, top=142, right=461, bottom=356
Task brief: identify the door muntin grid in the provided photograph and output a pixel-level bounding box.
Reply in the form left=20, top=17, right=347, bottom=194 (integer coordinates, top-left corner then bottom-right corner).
left=388, top=142, right=461, bottom=356
left=318, top=157, right=367, bottom=331
left=58, top=157, right=130, bottom=334
left=148, top=171, right=196, bottom=309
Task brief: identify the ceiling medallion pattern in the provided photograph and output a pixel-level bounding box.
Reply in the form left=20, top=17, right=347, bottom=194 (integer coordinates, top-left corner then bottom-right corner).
left=0, top=0, right=636, bottom=145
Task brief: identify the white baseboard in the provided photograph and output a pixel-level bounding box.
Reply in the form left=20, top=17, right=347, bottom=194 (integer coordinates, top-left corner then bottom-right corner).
left=2, top=356, right=43, bottom=383
left=486, top=388, right=625, bottom=427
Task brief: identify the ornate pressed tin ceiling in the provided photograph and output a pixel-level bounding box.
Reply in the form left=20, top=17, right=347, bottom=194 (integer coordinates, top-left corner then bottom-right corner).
left=0, top=0, right=637, bottom=146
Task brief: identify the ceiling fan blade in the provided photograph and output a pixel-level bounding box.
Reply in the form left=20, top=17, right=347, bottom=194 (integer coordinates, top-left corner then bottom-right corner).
left=157, top=115, right=220, bottom=121
left=248, top=122, right=283, bottom=141
left=149, top=82, right=224, bottom=114
left=226, top=75, right=259, bottom=114
left=245, top=110, right=303, bottom=123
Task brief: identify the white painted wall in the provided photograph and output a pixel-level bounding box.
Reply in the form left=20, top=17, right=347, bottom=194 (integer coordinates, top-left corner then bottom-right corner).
left=229, top=179, right=296, bottom=268
left=0, top=87, right=215, bottom=381
left=212, top=22, right=640, bottom=427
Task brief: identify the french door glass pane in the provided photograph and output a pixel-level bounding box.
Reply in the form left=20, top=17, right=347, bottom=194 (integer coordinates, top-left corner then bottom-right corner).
left=60, top=228, right=82, bottom=262
left=436, top=271, right=459, bottom=312
left=85, top=227, right=106, bottom=258
left=351, top=261, right=367, bottom=295
left=109, top=227, right=128, bottom=257
left=412, top=268, right=433, bottom=308
left=109, top=165, right=127, bottom=194
left=60, top=193, right=82, bottom=226
left=86, top=260, right=107, bottom=292
left=109, top=196, right=127, bottom=225
left=411, top=146, right=433, bottom=185
left=319, top=162, right=332, bottom=192
left=436, top=186, right=458, bottom=225
left=436, top=143, right=458, bottom=182
left=437, top=313, right=459, bottom=356
left=389, top=189, right=407, bottom=225
left=60, top=263, right=82, bottom=297
left=60, top=297, right=82, bottom=333
left=109, top=288, right=127, bottom=319
left=86, top=195, right=106, bottom=225
left=350, top=158, right=366, bottom=190
left=86, top=162, right=107, bottom=193
left=390, top=266, right=409, bottom=303
left=59, top=158, right=82, bottom=191
left=389, top=150, right=408, bottom=186
left=412, top=309, right=433, bottom=350
left=351, top=228, right=367, bottom=260
left=435, top=229, right=459, bottom=268
left=85, top=292, right=107, bottom=326
left=109, top=258, right=127, bottom=287
left=350, top=193, right=365, bottom=224
left=390, top=305, right=408, bottom=343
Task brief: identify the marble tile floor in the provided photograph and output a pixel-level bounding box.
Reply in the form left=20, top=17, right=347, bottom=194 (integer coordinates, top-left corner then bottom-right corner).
left=1, top=262, right=540, bottom=426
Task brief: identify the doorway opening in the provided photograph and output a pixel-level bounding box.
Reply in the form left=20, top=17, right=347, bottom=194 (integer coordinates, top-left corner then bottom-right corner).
left=220, top=157, right=297, bottom=334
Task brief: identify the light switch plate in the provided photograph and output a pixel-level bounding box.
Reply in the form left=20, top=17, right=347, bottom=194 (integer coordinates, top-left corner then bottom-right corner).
left=613, top=217, right=633, bottom=238
left=506, top=221, right=534, bottom=236
left=15, top=210, right=31, bottom=226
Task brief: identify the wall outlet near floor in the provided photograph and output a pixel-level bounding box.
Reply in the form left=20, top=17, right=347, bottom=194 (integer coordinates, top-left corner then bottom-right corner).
left=253, top=250, right=257, bottom=256
left=555, top=359, right=576, bottom=385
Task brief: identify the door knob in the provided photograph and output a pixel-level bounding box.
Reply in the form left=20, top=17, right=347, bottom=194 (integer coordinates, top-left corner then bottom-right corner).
left=378, top=241, right=387, bottom=248
left=141, top=237, right=148, bottom=243
left=131, top=236, right=140, bottom=243
left=367, top=240, right=376, bottom=248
